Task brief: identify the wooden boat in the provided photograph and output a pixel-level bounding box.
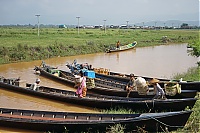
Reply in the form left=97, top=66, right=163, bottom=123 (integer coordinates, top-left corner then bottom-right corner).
left=105, top=41, right=137, bottom=53
left=35, top=64, right=197, bottom=99
left=94, top=71, right=200, bottom=92
left=0, top=76, right=197, bottom=112
left=0, top=108, right=192, bottom=132
left=66, top=60, right=200, bottom=92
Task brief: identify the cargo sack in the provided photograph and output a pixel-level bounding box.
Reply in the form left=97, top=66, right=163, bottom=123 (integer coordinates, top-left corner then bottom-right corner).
left=164, top=82, right=181, bottom=96
left=137, top=86, right=149, bottom=95
left=49, top=69, right=60, bottom=77
left=86, top=78, right=95, bottom=89
left=135, top=77, right=149, bottom=95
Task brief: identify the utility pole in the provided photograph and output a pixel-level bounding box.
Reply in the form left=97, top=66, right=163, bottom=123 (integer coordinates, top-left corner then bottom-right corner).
left=154, top=21, right=157, bottom=30
left=142, top=22, right=144, bottom=30
left=103, top=19, right=106, bottom=33
left=76, top=16, right=80, bottom=35
left=126, top=21, right=129, bottom=29
left=35, top=14, right=40, bottom=37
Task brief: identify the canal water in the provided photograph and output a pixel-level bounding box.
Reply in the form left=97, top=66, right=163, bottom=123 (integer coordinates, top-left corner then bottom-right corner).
left=0, top=43, right=197, bottom=132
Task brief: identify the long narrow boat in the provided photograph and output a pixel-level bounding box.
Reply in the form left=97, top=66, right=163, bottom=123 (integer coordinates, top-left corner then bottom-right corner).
left=105, top=41, right=137, bottom=53
left=94, top=70, right=200, bottom=91
left=0, top=108, right=192, bottom=132
left=35, top=65, right=197, bottom=99
left=66, top=60, right=200, bottom=92
left=0, top=77, right=197, bottom=112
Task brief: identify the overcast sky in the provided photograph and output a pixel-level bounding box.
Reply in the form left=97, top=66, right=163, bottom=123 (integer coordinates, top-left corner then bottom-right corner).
left=0, top=0, right=199, bottom=25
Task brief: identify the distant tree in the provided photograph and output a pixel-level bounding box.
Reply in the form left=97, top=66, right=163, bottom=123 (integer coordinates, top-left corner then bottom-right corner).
left=180, top=23, right=189, bottom=29
left=181, top=23, right=188, bottom=27
left=188, top=40, right=200, bottom=66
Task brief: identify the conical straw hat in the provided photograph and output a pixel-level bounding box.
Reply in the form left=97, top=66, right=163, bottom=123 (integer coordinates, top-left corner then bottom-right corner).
left=150, top=78, right=160, bottom=84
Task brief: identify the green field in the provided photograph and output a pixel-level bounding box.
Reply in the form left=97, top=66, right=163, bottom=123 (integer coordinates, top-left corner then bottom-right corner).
left=0, top=27, right=199, bottom=64
left=0, top=27, right=198, bottom=47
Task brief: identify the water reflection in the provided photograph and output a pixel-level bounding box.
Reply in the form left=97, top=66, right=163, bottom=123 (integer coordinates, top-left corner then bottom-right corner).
left=0, top=89, right=96, bottom=112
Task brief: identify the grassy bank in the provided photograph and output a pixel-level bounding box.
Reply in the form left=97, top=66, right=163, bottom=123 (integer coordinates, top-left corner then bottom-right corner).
left=100, top=67, right=200, bottom=133
left=172, top=67, right=199, bottom=133
left=173, top=67, right=200, bottom=81
left=0, top=27, right=198, bottom=64
left=101, top=101, right=200, bottom=133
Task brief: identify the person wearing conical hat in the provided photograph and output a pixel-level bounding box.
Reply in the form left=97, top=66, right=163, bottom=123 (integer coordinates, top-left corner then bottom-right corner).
left=150, top=78, right=166, bottom=99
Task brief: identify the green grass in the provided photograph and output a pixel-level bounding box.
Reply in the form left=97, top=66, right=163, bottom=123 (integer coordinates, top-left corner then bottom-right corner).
left=100, top=67, right=200, bottom=133
left=173, top=67, right=200, bottom=81
left=0, top=27, right=198, bottom=47
left=0, top=27, right=199, bottom=64
left=100, top=108, right=135, bottom=114
left=180, top=98, right=200, bottom=133
left=172, top=67, right=200, bottom=132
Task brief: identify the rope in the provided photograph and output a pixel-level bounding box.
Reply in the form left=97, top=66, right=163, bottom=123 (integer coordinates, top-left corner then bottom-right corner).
left=160, top=125, right=169, bottom=133
left=145, top=101, right=150, bottom=111
left=145, top=100, right=184, bottom=128
left=145, top=99, right=155, bottom=113
left=60, top=71, right=73, bottom=81
left=144, top=114, right=185, bottom=128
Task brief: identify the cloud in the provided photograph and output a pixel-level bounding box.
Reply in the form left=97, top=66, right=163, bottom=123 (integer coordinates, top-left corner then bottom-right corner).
left=0, top=0, right=198, bottom=25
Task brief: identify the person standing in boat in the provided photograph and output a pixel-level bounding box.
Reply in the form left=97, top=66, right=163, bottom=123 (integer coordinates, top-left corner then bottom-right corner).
left=74, top=71, right=87, bottom=98
left=150, top=78, right=166, bottom=99
left=126, top=73, right=136, bottom=97
left=116, top=40, right=120, bottom=49
left=29, top=78, right=40, bottom=91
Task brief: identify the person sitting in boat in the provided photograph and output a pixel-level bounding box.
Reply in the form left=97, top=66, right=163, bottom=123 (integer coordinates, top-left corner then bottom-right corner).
left=74, top=71, right=87, bottom=98
left=150, top=78, right=166, bottom=99
left=29, top=78, right=40, bottom=91
left=116, top=40, right=120, bottom=49
left=126, top=73, right=136, bottom=97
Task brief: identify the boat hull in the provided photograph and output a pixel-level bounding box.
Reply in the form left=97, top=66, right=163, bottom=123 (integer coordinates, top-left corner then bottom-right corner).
left=36, top=66, right=198, bottom=99
left=0, top=77, right=197, bottom=112
left=96, top=72, right=200, bottom=92
left=106, top=41, right=137, bottom=53
left=0, top=108, right=192, bottom=132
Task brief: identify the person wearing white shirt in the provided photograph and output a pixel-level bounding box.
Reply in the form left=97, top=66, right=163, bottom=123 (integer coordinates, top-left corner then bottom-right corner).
left=150, top=78, right=166, bottom=99
left=30, top=78, right=40, bottom=91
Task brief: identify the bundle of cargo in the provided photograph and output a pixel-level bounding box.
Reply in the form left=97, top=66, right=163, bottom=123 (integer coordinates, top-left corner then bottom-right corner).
left=93, top=68, right=110, bottom=75
left=164, top=82, right=181, bottom=96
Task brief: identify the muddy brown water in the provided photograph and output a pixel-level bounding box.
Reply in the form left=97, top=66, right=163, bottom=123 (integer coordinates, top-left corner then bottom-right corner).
left=0, top=43, right=197, bottom=132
